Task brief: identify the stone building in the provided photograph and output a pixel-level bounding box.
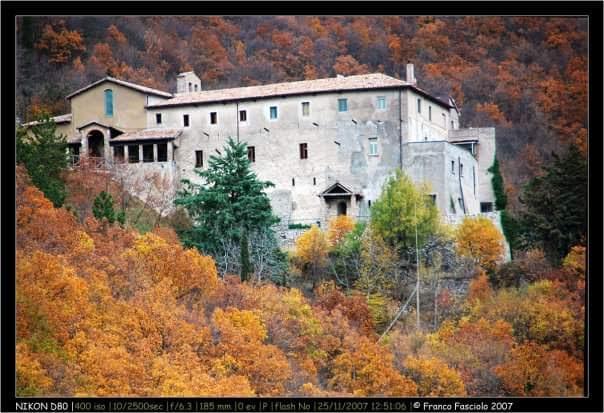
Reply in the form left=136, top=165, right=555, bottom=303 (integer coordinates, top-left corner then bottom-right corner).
left=23, top=64, right=502, bottom=243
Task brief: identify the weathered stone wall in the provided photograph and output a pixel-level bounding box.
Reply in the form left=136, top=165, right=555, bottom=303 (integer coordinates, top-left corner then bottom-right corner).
left=151, top=87, right=458, bottom=227
left=448, top=127, right=496, bottom=206
left=402, top=141, right=480, bottom=218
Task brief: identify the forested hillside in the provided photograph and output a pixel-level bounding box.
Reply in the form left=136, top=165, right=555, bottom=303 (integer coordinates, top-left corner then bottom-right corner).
left=16, top=16, right=587, bottom=211
left=16, top=165, right=585, bottom=396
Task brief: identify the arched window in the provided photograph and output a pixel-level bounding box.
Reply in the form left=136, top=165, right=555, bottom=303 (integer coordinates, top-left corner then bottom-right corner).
left=104, top=89, right=113, bottom=116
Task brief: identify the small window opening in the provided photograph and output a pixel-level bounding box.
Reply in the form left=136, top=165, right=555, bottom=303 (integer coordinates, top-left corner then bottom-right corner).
left=247, top=146, right=255, bottom=163
left=417, top=98, right=421, bottom=113
left=338, top=98, right=348, bottom=112
left=194, top=84, right=198, bottom=92
left=270, top=106, right=278, bottom=119
left=113, top=145, right=125, bottom=163
left=369, top=137, right=378, bottom=156
left=156, top=113, right=162, bottom=124
left=195, top=150, right=203, bottom=168
left=128, top=145, right=139, bottom=163
left=299, top=143, right=308, bottom=159
left=188, top=82, right=192, bottom=92
left=292, top=178, right=295, bottom=186
left=451, top=160, right=455, bottom=174
left=157, top=143, right=167, bottom=162
left=239, top=110, right=247, bottom=122
left=210, top=112, right=217, bottom=124
left=429, top=106, right=432, bottom=121
left=142, top=144, right=154, bottom=163
left=377, top=96, right=386, bottom=109
left=183, top=114, right=190, bottom=127
left=302, top=102, right=310, bottom=116
left=480, top=202, right=494, bottom=213
left=313, top=177, right=316, bottom=186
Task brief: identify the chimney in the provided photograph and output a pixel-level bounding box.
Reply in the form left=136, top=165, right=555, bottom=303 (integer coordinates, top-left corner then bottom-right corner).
left=406, top=63, right=416, bottom=85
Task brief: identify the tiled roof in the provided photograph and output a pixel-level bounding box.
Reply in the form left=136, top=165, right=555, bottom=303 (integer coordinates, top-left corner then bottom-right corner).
left=110, top=128, right=182, bottom=143
left=22, top=113, right=72, bottom=126
left=147, top=73, right=429, bottom=108
left=66, top=77, right=173, bottom=99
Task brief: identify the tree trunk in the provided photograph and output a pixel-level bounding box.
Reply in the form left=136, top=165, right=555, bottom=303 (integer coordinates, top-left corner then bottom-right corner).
left=240, top=231, right=251, bottom=282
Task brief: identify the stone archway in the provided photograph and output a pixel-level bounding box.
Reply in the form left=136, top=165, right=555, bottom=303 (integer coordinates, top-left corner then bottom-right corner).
left=87, top=130, right=105, bottom=158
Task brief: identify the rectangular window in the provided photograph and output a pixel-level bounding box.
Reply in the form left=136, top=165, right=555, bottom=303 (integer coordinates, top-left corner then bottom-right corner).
left=128, top=145, right=139, bottom=163
left=451, top=160, right=455, bottom=174
left=292, top=178, right=295, bottom=186
left=480, top=202, right=494, bottom=213
left=338, top=98, right=348, bottom=112
left=270, top=106, right=278, bottom=119
left=377, top=96, right=386, bottom=109
left=156, top=113, right=162, bottom=124
left=142, top=144, right=154, bottom=163
left=195, top=150, right=203, bottom=168
left=368, top=137, right=378, bottom=156
left=183, top=114, right=190, bottom=127
left=157, top=143, right=167, bottom=162
left=239, top=110, right=247, bottom=122
left=113, top=145, right=125, bottom=163
left=302, top=102, right=310, bottom=116
left=247, top=146, right=255, bottom=163
left=460, top=163, right=464, bottom=177
left=313, top=177, right=316, bottom=185
left=417, top=98, right=421, bottom=113
left=429, top=106, right=432, bottom=121
left=104, top=89, right=113, bottom=117
left=299, top=143, right=308, bottom=159
left=210, top=112, right=217, bottom=124
left=451, top=120, right=455, bottom=129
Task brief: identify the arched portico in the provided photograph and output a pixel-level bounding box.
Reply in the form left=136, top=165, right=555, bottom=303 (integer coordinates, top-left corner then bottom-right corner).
left=87, top=129, right=105, bottom=158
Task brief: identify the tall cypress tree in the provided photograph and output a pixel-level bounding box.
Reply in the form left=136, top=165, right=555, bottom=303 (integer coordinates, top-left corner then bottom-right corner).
left=175, top=137, right=279, bottom=280
left=519, top=145, right=587, bottom=263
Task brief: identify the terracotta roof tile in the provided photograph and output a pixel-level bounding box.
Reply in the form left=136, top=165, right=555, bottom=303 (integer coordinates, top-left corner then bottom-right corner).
left=148, top=73, right=414, bottom=108
left=22, top=113, right=72, bottom=126
left=110, top=128, right=182, bottom=143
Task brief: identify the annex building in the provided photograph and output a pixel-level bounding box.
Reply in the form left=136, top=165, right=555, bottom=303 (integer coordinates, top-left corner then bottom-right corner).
left=25, top=64, right=503, bottom=244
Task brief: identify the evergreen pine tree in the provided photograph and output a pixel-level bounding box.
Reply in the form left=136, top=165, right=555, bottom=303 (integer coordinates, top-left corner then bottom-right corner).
left=519, top=145, right=587, bottom=263
left=16, top=116, right=68, bottom=207
left=92, top=191, right=116, bottom=223
left=175, top=137, right=280, bottom=280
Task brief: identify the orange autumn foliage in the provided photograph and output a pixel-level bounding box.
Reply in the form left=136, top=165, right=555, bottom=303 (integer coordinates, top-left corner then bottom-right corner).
left=327, top=215, right=355, bottom=247
left=493, top=341, right=583, bottom=396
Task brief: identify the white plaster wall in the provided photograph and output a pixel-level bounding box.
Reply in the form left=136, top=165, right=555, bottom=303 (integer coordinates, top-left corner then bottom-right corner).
left=148, top=89, right=406, bottom=226
left=405, top=90, right=450, bottom=142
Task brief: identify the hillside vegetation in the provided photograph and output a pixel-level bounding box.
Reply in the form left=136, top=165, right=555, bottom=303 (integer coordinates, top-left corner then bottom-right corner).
left=16, top=166, right=584, bottom=396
